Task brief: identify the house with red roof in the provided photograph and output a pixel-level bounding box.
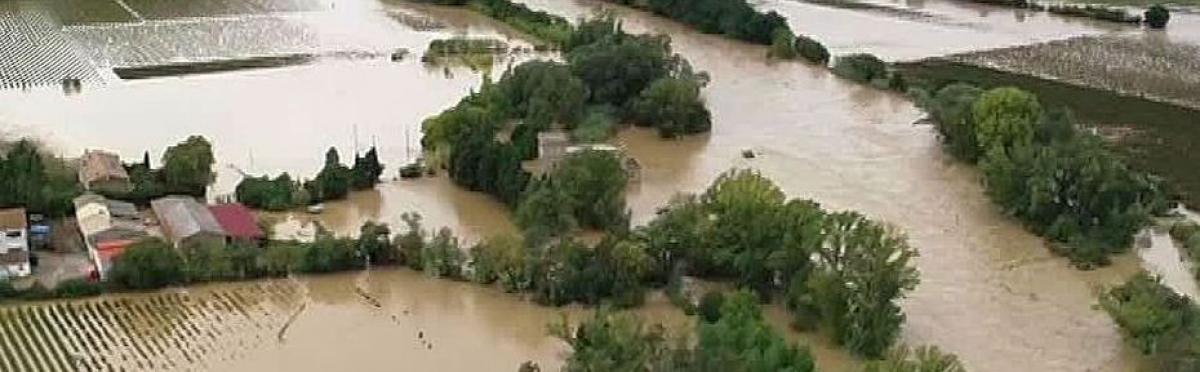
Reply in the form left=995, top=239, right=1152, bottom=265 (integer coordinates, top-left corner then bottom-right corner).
left=208, top=203, right=265, bottom=245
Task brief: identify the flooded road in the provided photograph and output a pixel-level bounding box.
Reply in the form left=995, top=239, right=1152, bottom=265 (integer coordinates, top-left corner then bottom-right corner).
left=1, top=0, right=1197, bottom=371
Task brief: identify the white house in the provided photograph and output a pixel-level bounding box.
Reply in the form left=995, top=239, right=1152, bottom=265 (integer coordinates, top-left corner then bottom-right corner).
left=0, top=208, right=31, bottom=279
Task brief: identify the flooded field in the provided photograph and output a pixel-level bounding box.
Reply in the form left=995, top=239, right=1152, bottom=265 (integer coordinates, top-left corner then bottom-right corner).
left=760, top=0, right=1130, bottom=61
left=1, top=0, right=1198, bottom=370
left=951, top=35, right=1200, bottom=110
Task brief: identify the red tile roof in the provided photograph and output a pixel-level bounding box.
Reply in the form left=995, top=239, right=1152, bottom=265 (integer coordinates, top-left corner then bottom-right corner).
left=208, top=203, right=265, bottom=240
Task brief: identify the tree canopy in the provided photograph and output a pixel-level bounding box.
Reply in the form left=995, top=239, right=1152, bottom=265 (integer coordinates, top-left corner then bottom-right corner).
left=917, top=85, right=1166, bottom=266
left=161, top=135, right=215, bottom=197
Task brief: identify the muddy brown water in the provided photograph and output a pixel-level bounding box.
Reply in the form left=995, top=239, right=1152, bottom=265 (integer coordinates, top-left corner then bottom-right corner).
left=1, top=0, right=1198, bottom=371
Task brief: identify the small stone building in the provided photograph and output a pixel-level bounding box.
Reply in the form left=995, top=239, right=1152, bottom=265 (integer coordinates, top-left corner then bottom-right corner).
left=78, top=150, right=132, bottom=194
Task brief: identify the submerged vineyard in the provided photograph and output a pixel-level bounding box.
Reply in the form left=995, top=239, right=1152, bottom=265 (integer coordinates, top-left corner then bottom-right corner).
left=0, top=280, right=304, bottom=371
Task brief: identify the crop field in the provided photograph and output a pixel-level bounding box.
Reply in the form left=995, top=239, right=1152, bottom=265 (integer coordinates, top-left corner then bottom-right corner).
left=949, top=35, right=1200, bottom=110
left=0, top=280, right=303, bottom=371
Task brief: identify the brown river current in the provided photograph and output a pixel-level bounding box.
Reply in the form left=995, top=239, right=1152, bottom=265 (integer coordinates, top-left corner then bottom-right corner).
left=1, top=0, right=1198, bottom=371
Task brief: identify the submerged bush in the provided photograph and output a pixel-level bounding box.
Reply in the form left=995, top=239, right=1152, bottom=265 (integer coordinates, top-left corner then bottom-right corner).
left=795, top=34, right=831, bottom=65
left=833, top=54, right=889, bottom=84
left=109, top=238, right=186, bottom=290
left=1144, top=5, right=1170, bottom=29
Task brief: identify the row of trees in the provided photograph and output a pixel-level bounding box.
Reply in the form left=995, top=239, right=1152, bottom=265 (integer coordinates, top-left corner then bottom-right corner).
left=544, top=290, right=963, bottom=372
left=235, top=146, right=384, bottom=210
left=1101, top=273, right=1199, bottom=372
left=915, top=85, right=1166, bottom=267
left=551, top=291, right=816, bottom=372
left=601, top=0, right=829, bottom=65
left=832, top=54, right=907, bottom=91
left=416, top=0, right=574, bottom=48
left=107, top=222, right=386, bottom=290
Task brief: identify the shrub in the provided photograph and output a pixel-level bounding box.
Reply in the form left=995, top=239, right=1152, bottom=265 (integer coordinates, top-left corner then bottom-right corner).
left=0, top=280, right=17, bottom=300
left=468, top=234, right=527, bottom=291
left=795, top=34, right=830, bottom=65
left=236, top=173, right=305, bottom=210
left=833, top=54, right=889, bottom=84
left=631, top=76, right=713, bottom=138
left=698, top=291, right=726, bottom=323
left=54, top=278, right=104, bottom=298
left=264, top=241, right=307, bottom=276
left=422, top=227, right=466, bottom=279
left=1101, top=272, right=1199, bottom=371
left=1144, top=4, right=1170, bottom=29
left=864, top=345, right=966, bottom=372
left=109, top=238, right=186, bottom=290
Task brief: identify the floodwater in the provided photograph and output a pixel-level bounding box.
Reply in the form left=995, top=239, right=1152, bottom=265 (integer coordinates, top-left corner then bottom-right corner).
left=1, top=0, right=1198, bottom=371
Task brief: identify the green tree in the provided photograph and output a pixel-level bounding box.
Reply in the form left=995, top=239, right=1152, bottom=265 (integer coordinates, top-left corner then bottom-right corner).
left=0, top=139, right=80, bottom=217
left=805, top=212, right=919, bottom=358
left=358, top=222, right=395, bottom=264
left=694, top=291, right=816, bottom=372
left=306, top=147, right=354, bottom=202
left=1144, top=4, right=1170, bottom=29
left=552, top=149, right=630, bottom=231
left=698, top=291, right=726, bottom=323
left=769, top=29, right=799, bottom=59
left=109, top=238, right=186, bottom=290
left=916, top=84, right=985, bottom=162
left=351, top=147, right=386, bottom=190
left=396, top=212, right=427, bottom=269
left=422, top=227, right=465, bottom=279
left=553, top=308, right=679, bottom=372
left=701, top=169, right=788, bottom=292
left=236, top=173, right=303, bottom=210
left=833, top=54, right=889, bottom=84
left=468, top=234, right=528, bottom=290
left=499, top=61, right=587, bottom=128
left=971, top=87, right=1042, bottom=153
left=515, top=178, right=578, bottom=244
left=631, top=76, right=713, bottom=138
left=161, top=135, right=215, bottom=196
left=795, top=34, right=830, bottom=65
left=568, top=34, right=674, bottom=108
